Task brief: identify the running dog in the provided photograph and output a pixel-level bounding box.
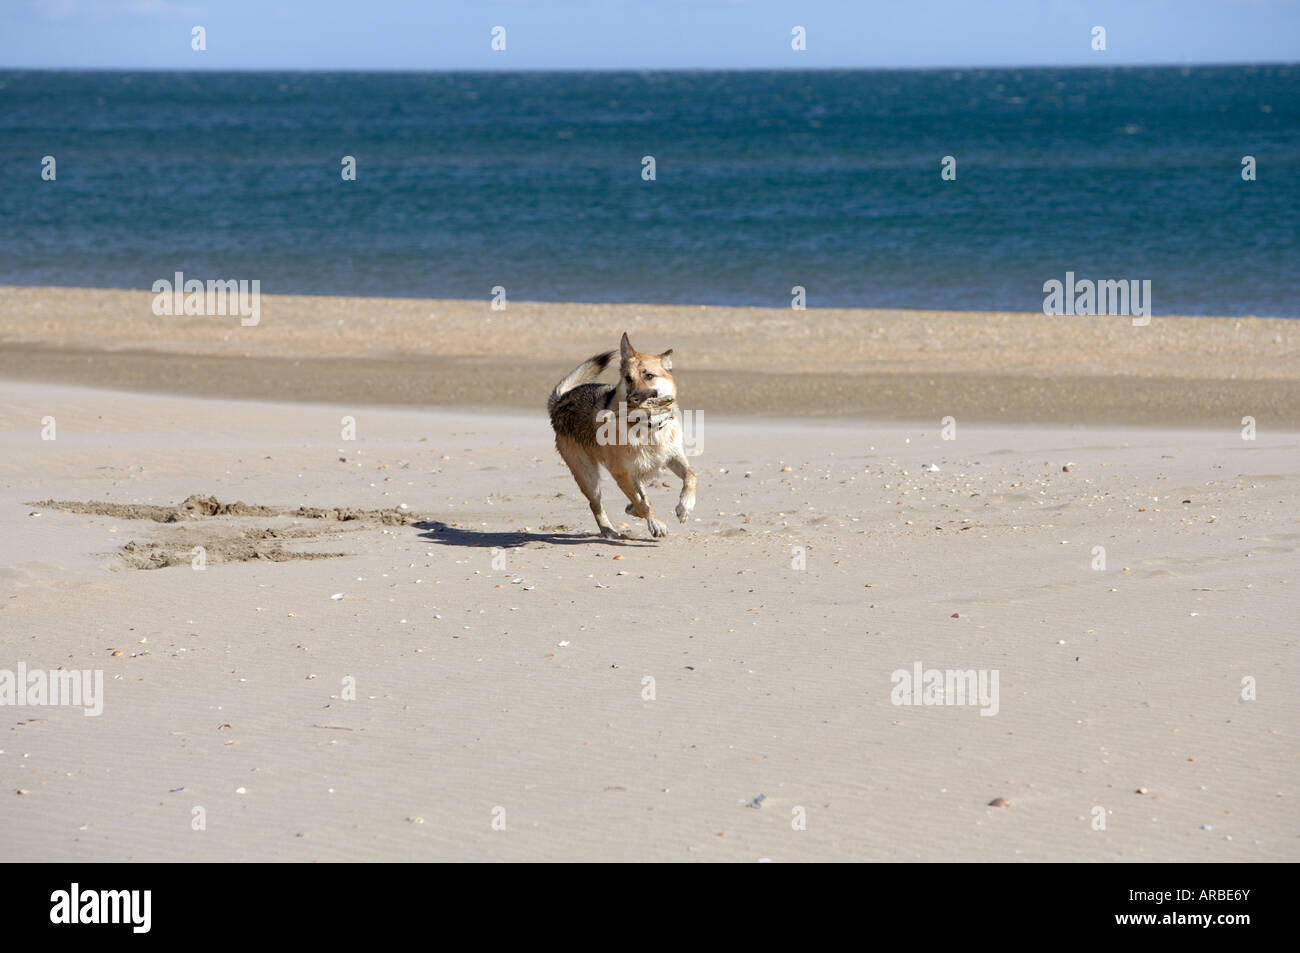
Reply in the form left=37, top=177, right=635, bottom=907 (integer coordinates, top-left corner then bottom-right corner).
left=548, top=332, right=696, bottom=539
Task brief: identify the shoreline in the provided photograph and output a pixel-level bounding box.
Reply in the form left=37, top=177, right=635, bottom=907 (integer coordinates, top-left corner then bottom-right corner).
left=1, top=286, right=1297, bottom=428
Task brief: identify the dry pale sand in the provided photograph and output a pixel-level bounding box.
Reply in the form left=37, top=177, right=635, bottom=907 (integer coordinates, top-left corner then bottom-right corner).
left=1, top=381, right=1296, bottom=861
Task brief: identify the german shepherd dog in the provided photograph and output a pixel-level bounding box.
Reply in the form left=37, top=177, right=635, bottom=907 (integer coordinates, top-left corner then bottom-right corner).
left=548, top=332, right=697, bottom=539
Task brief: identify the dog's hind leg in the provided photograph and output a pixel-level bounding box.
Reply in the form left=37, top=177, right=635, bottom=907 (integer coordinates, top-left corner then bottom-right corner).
left=558, top=442, right=622, bottom=539
left=666, top=453, right=696, bottom=523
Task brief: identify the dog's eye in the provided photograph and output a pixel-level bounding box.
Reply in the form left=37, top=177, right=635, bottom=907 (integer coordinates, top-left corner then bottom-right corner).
left=644, top=373, right=655, bottom=380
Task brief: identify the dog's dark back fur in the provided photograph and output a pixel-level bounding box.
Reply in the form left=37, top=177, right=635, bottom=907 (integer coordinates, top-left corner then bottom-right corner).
left=548, top=350, right=616, bottom=445
left=550, top=382, right=616, bottom=445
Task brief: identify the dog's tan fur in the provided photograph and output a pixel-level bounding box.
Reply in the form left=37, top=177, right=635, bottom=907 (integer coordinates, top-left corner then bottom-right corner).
left=548, top=332, right=697, bottom=539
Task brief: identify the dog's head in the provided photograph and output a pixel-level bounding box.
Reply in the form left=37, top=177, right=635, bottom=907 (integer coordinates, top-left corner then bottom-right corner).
left=617, top=332, right=677, bottom=410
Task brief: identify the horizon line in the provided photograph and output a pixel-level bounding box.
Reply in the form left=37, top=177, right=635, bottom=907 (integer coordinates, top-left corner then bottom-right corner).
left=1, top=59, right=1296, bottom=75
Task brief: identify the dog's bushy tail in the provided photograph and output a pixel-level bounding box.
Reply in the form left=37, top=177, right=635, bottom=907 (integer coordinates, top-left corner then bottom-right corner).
left=548, top=350, right=615, bottom=416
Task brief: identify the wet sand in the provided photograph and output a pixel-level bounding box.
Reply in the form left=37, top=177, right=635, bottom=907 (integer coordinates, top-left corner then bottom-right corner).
left=1, top=286, right=1296, bottom=426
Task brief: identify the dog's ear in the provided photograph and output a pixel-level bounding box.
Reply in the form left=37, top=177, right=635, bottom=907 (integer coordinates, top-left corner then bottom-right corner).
left=659, top=349, right=673, bottom=370
left=620, top=332, right=634, bottom=361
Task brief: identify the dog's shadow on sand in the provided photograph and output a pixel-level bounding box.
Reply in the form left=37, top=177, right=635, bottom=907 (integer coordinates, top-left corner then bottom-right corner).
left=415, top=520, right=656, bottom=549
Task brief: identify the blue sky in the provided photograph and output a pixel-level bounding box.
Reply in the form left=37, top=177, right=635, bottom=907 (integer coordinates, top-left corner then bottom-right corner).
left=2, top=0, right=1298, bottom=70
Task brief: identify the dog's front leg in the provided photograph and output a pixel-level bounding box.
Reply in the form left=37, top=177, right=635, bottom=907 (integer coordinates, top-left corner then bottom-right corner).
left=614, top=471, right=666, bottom=538
left=635, top=481, right=668, bottom=538
left=667, top=454, right=696, bottom=523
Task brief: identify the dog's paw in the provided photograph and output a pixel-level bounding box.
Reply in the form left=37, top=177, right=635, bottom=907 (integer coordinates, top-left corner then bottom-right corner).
left=625, top=502, right=638, bottom=516
left=599, top=527, right=626, bottom=540
left=647, top=517, right=668, bottom=538
left=675, top=500, right=694, bottom=523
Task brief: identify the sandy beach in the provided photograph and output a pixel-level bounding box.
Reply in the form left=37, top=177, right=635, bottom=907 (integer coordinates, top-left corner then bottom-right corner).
left=2, top=286, right=1298, bottom=426
left=1, top=288, right=1297, bottom=861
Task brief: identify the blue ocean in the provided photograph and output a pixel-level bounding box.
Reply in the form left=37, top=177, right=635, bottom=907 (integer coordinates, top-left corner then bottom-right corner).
left=1, top=66, right=1296, bottom=315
